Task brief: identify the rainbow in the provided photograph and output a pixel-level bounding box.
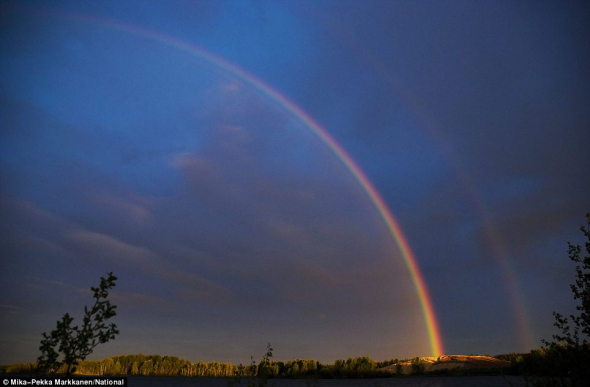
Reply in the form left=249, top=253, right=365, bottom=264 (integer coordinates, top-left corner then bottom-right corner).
left=48, top=12, right=445, bottom=356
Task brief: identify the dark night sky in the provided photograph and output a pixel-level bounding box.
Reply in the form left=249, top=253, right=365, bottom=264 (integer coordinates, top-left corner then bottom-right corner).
left=1, top=0, right=589, bottom=365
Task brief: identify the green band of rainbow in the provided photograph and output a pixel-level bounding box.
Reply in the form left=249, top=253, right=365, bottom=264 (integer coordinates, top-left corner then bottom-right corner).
left=53, top=12, right=445, bottom=357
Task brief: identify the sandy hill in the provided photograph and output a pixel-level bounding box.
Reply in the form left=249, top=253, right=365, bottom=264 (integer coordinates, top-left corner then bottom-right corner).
left=378, top=355, right=511, bottom=375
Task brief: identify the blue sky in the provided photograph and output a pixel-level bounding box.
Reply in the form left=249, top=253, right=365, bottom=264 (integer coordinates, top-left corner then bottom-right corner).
left=1, top=0, right=589, bottom=365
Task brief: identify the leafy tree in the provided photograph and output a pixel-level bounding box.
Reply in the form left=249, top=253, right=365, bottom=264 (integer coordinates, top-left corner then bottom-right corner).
left=130, top=361, right=139, bottom=375
left=547, top=213, right=590, bottom=346
left=257, top=342, right=275, bottom=378
left=541, top=213, right=590, bottom=384
left=410, top=357, right=424, bottom=375
left=37, top=272, right=119, bottom=374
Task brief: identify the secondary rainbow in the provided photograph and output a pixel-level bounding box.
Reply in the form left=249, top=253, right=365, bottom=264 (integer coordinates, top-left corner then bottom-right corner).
left=326, top=25, right=534, bottom=352
left=56, top=13, right=445, bottom=357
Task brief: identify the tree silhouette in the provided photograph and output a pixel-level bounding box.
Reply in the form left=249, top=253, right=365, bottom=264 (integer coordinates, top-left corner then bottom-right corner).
left=38, top=272, right=119, bottom=374
left=546, top=213, right=590, bottom=347
left=541, top=213, right=590, bottom=385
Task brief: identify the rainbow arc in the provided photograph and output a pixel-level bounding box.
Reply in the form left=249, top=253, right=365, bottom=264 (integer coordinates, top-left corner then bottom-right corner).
left=53, top=13, right=445, bottom=356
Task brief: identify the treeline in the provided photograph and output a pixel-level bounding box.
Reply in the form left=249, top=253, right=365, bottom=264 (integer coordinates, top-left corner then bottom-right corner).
left=1, top=355, right=235, bottom=377
left=6, top=348, right=589, bottom=379
left=1, top=354, right=403, bottom=378
left=495, top=343, right=590, bottom=380
left=259, top=356, right=389, bottom=378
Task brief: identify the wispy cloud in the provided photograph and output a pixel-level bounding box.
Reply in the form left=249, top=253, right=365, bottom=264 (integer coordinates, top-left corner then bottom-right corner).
left=66, top=230, right=159, bottom=268
left=65, top=229, right=235, bottom=304
left=109, top=291, right=169, bottom=308
left=92, top=193, right=154, bottom=223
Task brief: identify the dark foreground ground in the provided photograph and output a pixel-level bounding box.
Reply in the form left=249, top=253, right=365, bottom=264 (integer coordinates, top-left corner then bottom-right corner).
left=126, top=376, right=528, bottom=387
